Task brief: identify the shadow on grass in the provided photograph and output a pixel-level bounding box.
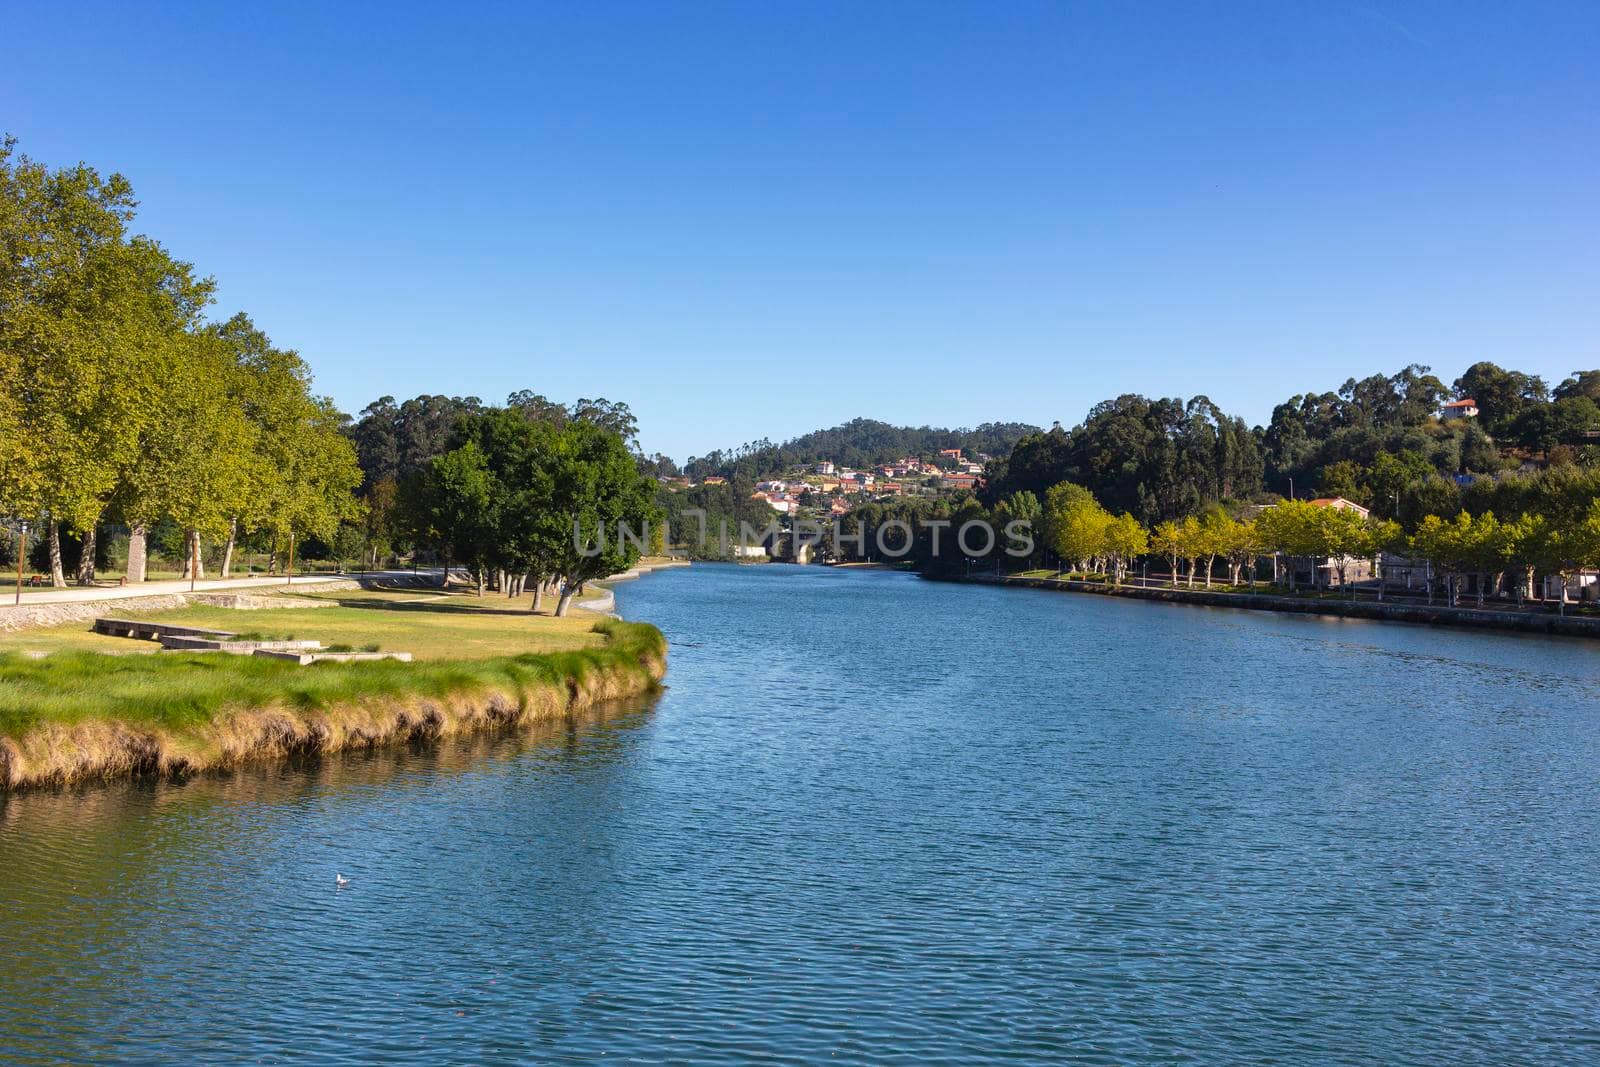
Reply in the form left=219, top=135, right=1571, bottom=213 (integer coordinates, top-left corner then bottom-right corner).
left=312, top=595, right=562, bottom=619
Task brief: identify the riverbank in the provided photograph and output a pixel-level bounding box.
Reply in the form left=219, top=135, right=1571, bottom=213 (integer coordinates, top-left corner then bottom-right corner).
left=945, top=572, right=1600, bottom=639
left=0, top=588, right=667, bottom=790
left=579, top=557, right=693, bottom=615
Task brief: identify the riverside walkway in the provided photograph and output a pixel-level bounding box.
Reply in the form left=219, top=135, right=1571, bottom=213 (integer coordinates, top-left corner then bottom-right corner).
left=6, top=572, right=373, bottom=606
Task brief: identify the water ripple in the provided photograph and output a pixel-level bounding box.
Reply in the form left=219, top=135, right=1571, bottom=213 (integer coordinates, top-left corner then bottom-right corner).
left=3, top=564, right=1600, bottom=1063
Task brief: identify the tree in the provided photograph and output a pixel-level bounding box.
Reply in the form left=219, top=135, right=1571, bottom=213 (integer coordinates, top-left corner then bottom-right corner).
left=1453, top=362, right=1548, bottom=436
left=401, top=441, right=501, bottom=592
left=1256, top=500, right=1326, bottom=592
left=130, top=330, right=257, bottom=581
left=1554, top=370, right=1600, bottom=403
left=1103, top=513, right=1148, bottom=586
left=1175, top=516, right=1205, bottom=588
left=1051, top=497, right=1113, bottom=576
left=1150, top=520, right=1184, bottom=588
left=545, top=421, right=661, bottom=615
left=0, top=139, right=213, bottom=585
left=1223, top=518, right=1263, bottom=588
left=1039, top=481, right=1096, bottom=573
left=1193, top=507, right=1238, bottom=589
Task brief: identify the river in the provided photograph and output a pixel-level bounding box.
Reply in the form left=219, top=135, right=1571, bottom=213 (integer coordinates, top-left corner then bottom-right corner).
left=3, top=563, right=1600, bottom=1064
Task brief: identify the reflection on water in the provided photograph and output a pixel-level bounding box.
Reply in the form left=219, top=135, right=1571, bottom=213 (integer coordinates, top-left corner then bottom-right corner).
left=4, top=563, right=1600, bottom=1064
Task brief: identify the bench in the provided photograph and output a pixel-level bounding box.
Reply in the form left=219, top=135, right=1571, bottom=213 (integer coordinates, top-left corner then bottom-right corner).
left=160, top=635, right=322, bottom=653
left=93, top=618, right=238, bottom=642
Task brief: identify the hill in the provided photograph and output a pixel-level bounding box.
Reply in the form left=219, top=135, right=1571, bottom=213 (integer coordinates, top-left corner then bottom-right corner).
left=682, top=418, right=1040, bottom=481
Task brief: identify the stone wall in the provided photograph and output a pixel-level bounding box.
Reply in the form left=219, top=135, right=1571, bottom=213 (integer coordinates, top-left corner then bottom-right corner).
left=0, top=580, right=359, bottom=634
left=951, top=574, right=1600, bottom=640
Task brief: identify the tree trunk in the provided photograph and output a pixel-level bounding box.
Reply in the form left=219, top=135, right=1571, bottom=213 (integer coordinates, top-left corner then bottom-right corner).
left=221, top=518, right=237, bottom=577
left=183, top=530, right=205, bottom=580
left=77, top=522, right=98, bottom=584
left=47, top=521, right=66, bottom=588
left=127, top=523, right=149, bottom=583
left=532, top=579, right=545, bottom=613
left=555, top=582, right=577, bottom=617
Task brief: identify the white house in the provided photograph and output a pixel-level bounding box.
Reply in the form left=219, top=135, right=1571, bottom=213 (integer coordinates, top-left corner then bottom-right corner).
left=1441, top=398, right=1479, bottom=420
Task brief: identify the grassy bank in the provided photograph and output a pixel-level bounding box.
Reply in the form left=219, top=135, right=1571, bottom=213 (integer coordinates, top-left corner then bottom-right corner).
left=0, top=589, right=666, bottom=790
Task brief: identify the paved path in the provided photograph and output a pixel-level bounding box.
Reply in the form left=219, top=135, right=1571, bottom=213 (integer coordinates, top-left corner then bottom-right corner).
left=6, top=572, right=368, bottom=606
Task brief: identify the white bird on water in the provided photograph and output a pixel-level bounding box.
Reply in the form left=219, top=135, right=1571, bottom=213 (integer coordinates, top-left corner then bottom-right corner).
left=335, top=873, right=350, bottom=887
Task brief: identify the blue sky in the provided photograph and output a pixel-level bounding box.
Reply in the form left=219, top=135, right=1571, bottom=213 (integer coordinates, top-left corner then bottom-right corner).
left=5, top=2, right=1596, bottom=460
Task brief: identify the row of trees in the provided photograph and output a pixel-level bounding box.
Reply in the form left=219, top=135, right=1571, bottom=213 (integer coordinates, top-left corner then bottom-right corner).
left=1032, top=486, right=1600, bottom=613
left=397, top=407, right=660, bottom=614
left=983, top=364, right=1600, bottom=527
left=0, top=139, right=361, bottom=586
left=822, top=481, right=1600, bottom=615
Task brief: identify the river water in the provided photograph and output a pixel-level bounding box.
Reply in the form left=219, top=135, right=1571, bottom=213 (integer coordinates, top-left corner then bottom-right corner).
left=3, top=563, right=1600, bottom=1064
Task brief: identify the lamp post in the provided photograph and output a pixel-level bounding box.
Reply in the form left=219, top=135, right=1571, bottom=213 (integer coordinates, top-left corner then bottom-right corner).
left=15, top=521, right=28, bottom=606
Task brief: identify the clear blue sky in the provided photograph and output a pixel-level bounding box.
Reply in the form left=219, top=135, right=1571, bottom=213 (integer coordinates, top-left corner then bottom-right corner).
left=5, top=2, right=1596, bottom=461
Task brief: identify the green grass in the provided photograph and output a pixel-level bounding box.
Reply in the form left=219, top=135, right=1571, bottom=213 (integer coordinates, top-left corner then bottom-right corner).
left=0, top=618, right=665, bottom=742
left=0, top=587, right=612, bottom=661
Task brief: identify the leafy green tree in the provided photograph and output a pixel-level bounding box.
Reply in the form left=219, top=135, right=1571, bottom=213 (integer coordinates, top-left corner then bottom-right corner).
left=1225, top=518, right=1264, bottom=588
left=546, top=421, right=662, bottom=615
left=1554, top=370, right=1600, bottom=403
left=1103, top=513, right=1148, bottom=586
left=1256, top=500, right=1326, bottom=592
left=402, top=441, right=501, bottom=592
left=138, top=330, right=257, bottom=580
left=1193, top=507, right=1237, bottom=589
left=1150, top=520, right=1184, bottom=587
left=0, top=139, right=213, bottom=584
left=1453, top=362, right=1548, bottom=436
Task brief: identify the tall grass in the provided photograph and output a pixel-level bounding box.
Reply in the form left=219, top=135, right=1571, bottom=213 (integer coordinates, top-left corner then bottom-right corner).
left=0, top=620, right=666, bottom=789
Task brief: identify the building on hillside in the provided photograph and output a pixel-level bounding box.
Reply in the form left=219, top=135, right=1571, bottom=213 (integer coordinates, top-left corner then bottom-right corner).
left=1308, top=496, right=1371, bottom=520
left=1441, top=398, right=1479, bottom=420
left=754, top=491, right=798, bottom=515
left=942, top=472, right=979, bottom=491
left=702, top=476, right=727, bottom=486
left=814, top=461, right=835, bottom=475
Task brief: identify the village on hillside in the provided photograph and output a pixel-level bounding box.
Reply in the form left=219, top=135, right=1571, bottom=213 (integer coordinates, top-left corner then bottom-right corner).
left=657, top=448, right=993, bottom=518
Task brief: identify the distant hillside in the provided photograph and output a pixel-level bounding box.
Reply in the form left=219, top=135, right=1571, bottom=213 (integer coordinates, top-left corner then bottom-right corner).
left=682, top=418, right=1040, bottom=481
